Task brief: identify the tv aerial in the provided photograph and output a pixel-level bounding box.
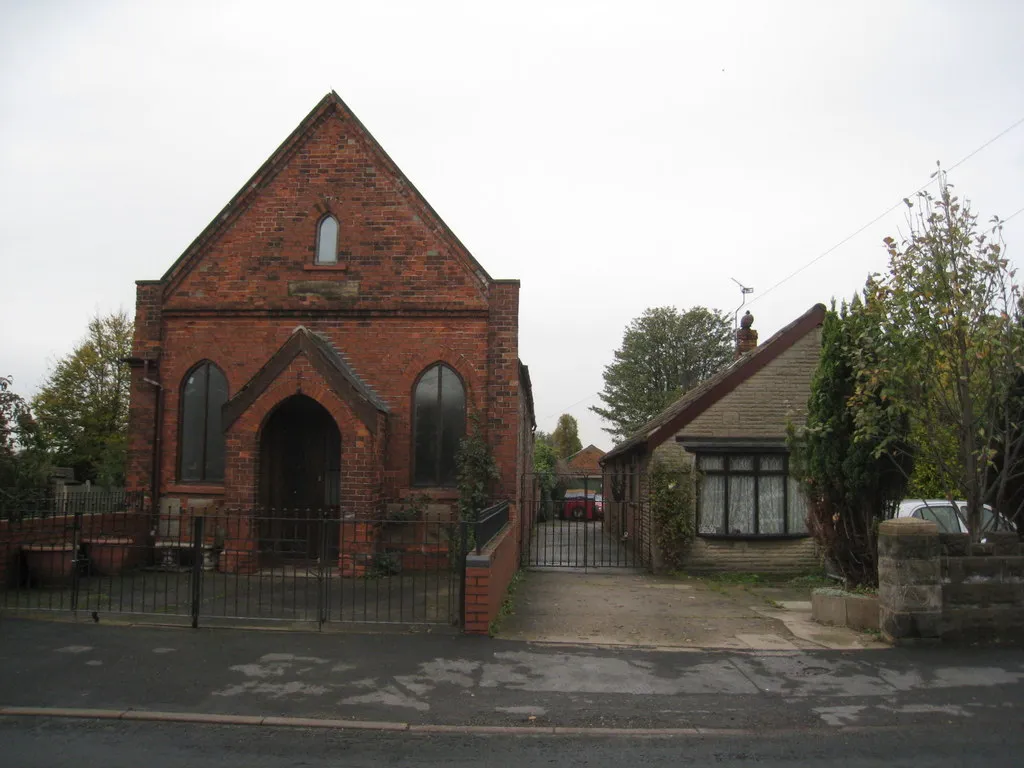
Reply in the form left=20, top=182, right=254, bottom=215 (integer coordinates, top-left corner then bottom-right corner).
left=731, top=278, right=754, bottom=328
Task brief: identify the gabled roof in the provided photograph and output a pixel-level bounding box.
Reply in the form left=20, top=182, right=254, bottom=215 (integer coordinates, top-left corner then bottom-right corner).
left=160, top=91, right=492, bottom=296
left=601, top=303, right=827, bottom=464
left=222, top=326, right=389, bottom=433
left=562, top=444, right=605, bottom=474
left=566, top=444, right=605, bottom=463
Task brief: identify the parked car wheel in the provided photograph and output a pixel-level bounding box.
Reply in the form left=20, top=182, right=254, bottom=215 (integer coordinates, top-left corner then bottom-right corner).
left=571, top=507, right=585, bottom=520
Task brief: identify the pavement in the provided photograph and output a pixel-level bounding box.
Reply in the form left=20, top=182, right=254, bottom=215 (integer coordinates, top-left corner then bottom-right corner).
left=497, top=570, right=884, bottom=650
left=1, top=616, right=1022, bottom=735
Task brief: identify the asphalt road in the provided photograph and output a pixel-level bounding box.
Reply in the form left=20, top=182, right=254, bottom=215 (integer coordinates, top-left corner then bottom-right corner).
left=1, top=717, right=1022, bottom=768
left=1, top=619, right=1023, bottom=732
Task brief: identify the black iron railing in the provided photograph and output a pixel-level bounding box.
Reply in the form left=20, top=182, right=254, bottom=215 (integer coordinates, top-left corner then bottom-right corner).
left=0, top=489, right=143, bottom=521
left=519, top=472, right=651, bottom=570
left=473, top=500, right=509, bottom=554
left=0, top=505, right=462, bottom=628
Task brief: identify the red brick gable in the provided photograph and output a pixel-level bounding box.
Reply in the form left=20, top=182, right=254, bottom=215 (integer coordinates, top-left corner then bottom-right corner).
left=222, top=326, right=389, bottom=434
left=161, top=92, right=490, bottom=312
left=564, top=445, right=605, bottom=475
left=125, top=92, right=528, bottom=588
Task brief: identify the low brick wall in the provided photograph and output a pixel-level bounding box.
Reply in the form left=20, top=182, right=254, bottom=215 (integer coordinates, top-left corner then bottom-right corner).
left=685, top=536, right=819, bottom=574
left=463, top=523, right=518, bottom=635
left=1, top=511, right=150, bottom=587
left=878, top=518, right=1024, bottom=645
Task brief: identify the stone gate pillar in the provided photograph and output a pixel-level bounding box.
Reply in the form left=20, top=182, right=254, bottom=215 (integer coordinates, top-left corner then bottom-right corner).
left=877, top=518, right=942, bottom=645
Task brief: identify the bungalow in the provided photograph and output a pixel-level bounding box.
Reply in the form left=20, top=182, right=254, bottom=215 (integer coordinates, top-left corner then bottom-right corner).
left=600, top=305, right=826, bottom=573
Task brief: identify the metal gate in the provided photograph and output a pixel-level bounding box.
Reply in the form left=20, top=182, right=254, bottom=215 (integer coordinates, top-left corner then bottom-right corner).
left=520, top=473, right=650, bottom=570
left=0, top=494, right=463, bottom=629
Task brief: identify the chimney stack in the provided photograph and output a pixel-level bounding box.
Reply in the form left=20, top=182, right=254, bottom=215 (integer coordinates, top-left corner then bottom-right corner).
left=736, top=311, right=758, bottom=358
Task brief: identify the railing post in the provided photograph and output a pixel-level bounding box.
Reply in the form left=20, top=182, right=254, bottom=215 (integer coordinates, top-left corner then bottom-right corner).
left=318, top=507, right=329, bottom=628
left=459, top=520, right=468, bottom=629
left=583, top=475, right=590, bottom=569
left=70, top=510, right=82, bottom=614
left=190, top=515, right=204, bottom=629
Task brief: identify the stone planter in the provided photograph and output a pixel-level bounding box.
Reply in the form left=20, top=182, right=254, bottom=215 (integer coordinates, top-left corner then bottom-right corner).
left=84, top=536, right=140, bottom=576
left=812, top=588, right=880, bottom=631
left=22, top=543, right=76, bottom=586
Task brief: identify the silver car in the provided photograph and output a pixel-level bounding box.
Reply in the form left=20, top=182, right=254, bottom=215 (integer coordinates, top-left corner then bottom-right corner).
left=895, top=499, right=1017, bottom=534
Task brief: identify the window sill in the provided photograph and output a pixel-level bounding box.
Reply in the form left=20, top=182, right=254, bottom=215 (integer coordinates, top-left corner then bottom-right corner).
left=164, top=484, right=225, bottom=496
left=303, top=263, right=348, bottom=272
left=698, top=533, right=810, bottom=542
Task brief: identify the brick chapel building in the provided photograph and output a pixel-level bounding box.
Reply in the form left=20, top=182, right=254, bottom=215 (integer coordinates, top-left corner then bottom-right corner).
left=125, top=92, right=533, bottom=572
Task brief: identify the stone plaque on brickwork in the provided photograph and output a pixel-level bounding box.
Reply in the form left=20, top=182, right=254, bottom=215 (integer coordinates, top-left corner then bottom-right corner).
left=288, top=281, right=359, bottom=300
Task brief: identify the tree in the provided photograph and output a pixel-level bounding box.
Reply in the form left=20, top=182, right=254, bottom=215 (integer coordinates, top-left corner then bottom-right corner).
left=789, top=298, right=912, bottom=587
left=32, top=311, right=133, bottom=486
left=0, top=376, right=50, bottom=493
left=0, top=376, right=23, bottom=462
left=551, top=414, right=582, bottom=459
left=532, top=436, right=558, bottom=519
left=591, top=306, right=732, bottom=441
left=854, top=178, right=1024, bottom=540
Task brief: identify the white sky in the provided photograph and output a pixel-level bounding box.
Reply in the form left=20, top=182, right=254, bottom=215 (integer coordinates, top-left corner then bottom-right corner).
left=2, top=0, right=1023, bottom=452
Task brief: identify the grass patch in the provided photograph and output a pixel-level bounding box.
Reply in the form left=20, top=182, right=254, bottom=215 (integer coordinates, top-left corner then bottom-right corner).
left=785, top=573, right=835, bottom=588
left=488, top=568, right=526, bottom=636
left=682, top=571, right=830, bottom=589
left=813, top=584, right=878, bottom=598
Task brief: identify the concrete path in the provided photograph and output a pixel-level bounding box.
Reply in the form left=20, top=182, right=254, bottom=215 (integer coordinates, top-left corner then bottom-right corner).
left=498, top=571, right=884, bottom=650
left=0, top=619, right=1022, bottom=734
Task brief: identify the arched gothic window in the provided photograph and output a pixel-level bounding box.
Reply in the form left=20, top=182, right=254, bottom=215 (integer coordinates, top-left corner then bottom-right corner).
left=412, top=364, right=466, bottom=486
left=179, top=362, right=228, bottom=482
left=316, top=215, right=339, bottom=264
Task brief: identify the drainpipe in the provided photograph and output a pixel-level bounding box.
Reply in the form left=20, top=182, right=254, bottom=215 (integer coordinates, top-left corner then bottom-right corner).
left=142, top=360, right=164, bottom=508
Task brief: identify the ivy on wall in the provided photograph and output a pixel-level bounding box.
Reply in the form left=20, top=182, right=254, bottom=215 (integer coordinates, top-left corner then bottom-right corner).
left=649, top=459, right=696, bottom=569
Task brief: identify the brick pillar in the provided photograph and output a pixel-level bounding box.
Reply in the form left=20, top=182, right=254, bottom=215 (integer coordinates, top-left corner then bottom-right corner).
left=218, top=509, right=260, bottom=574
left=877, top=518, right=942, bottom=644
left=339, top=521, right=378, bottom=577
left=463, top=558, right=491, bottom=634
left=487, top=280, right=521, bottom=513
left=735, top=311, right=758, bottom=358
left=125, top=281, right=163, bottom=499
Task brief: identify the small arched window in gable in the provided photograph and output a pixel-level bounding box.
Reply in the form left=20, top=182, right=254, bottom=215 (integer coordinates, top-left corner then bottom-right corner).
left=413, top=364, right=466, bottom=486
left=316, top=215, right=339, bottom=265
left=179, top=361, right=229, bottom=483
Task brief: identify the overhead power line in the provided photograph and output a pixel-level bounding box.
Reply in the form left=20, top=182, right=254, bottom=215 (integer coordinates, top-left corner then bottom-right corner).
left=1002, top=205, right=1024, bottom=224
left=539, top=391, right=600, bottom=422
left=748, top=115, right=1024, bottom=307
left=545, top=118, right=1024, bottom=427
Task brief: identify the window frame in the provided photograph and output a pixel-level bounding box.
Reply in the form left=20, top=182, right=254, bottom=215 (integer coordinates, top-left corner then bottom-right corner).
left=315, top=213, right=340, bottom=265
left=909, top=503, right=964, bottom=533
left=696, top=450, right=808, bottom=539
left=177, top=360, right=228, bottom=484
left=411, top=363, right=466, bottom=488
